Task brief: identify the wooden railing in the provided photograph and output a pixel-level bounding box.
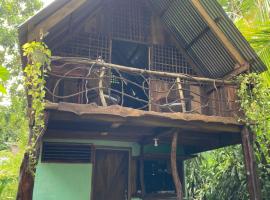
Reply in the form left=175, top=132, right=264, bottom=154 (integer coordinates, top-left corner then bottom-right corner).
left=45, top=56, right=239, bottom=117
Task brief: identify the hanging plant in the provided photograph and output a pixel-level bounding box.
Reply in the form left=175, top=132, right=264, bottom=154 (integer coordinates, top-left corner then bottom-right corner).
left=237, top=73, right=270, bottom=131
left=22, top=41, right=51, bottom=172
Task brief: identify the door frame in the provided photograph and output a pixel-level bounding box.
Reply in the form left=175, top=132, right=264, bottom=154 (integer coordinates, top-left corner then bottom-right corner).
left=92, top=146, right=132, bottom=200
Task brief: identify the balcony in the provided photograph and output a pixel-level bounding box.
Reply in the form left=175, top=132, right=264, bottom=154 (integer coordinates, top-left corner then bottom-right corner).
left=45, top=56, right=239, bottom=118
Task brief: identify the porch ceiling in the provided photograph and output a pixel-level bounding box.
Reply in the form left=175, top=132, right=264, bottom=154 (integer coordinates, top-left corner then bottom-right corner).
left=45, top=102, right=242, bottom=154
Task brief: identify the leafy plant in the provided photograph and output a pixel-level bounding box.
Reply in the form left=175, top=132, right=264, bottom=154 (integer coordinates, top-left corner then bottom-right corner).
left=220, top=0, right=270, bottom=83
left=22, top=41, right=51, bottom=171
left=0, top=66, right=9, bottom=94
left=186, top=147, right=248, bottom=200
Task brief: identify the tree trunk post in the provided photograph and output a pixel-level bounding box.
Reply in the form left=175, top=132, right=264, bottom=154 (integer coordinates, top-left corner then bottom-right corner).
left=241, top=126, right=261, bottom=200
left=16, top=153, right=35, bottom=200
left=16, top=112, right=49, bottom=200
left=171, top=131, right=183, bottom=200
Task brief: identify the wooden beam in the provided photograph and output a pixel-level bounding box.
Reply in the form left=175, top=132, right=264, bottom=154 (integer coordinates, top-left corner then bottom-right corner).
left=171, top=131, right=183, bottom=200
left=28, top=0, right=87, bottom=41
left=46, top=102, right=241, bottom=133
left=98, top=66, right=107, bottom=106
left=191, top=0, right=247, bottom=66
left=143, top=153, right=196, bottom=161
left=241, top=127, right=262, bottom=200
left=224, top=63, right=250, bottom=79
left=140, top=145, right=146, bottom=197
left=176, top=78, right=186, bottom=113
left=47, top=0, right=105, bottom=50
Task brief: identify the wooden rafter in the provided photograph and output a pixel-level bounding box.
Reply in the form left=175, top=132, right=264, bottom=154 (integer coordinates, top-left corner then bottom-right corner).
left=185, top=17, right=220, bottom=50
left=191, top=0, right=247, bottom=67
left=28, top=0, right=87, bottom=41
left=224, top=63, right=250, bottom=79
left=190, top=0, right=245, bottom=64
left=47, top=0, right=105, bottom=50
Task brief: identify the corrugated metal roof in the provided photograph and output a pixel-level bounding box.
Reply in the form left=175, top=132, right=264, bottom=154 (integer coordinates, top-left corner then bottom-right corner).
left=148, top=0, right=266, bottom=78
left=18, top=0, right=267, bottom=78
left=200, top=0, right=266, bottom=75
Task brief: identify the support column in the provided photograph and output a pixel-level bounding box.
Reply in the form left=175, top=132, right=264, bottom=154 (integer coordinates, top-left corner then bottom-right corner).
left=16, top=112, right=50, bottom=200
left=241, top=126, right=261, bottom=200
left=140, top=144, right=146, bottom=197
left=171, top=131, right=183, bottom=200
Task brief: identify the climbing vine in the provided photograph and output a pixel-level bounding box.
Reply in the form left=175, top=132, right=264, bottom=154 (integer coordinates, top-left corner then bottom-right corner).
left=237, top=73, right=270, bottom=136
left=237, top=73, right=270, bottom=197
left=23, top=41, right=51, bottom=171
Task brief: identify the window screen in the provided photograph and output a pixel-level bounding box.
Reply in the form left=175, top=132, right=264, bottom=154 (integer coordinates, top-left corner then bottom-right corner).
left=42, top=142, right=92, bottom=163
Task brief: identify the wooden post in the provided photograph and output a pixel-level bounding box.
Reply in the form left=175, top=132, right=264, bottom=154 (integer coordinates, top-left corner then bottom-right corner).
left=140, top=144, right=146, bottom=197
left=176, top=78, right=186, bottom=113
left=98, top=66, right=107, bottom=107
left=16, top=112, right=50, bottom=200
left=241, top=127, right=261, bottom=200
left=171, top=131, right=183, bottom=200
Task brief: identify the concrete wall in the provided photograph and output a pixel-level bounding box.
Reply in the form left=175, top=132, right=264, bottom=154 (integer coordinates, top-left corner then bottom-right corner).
left=33, top=163, right=92, bottom=200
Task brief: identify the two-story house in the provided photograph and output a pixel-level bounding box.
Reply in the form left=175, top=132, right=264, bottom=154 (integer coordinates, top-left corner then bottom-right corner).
left=18, top=0, right=266, bottom=199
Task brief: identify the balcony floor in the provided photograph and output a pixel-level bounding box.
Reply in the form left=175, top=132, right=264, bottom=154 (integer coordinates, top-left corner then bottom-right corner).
left=45, top=102, right=242, bottom=154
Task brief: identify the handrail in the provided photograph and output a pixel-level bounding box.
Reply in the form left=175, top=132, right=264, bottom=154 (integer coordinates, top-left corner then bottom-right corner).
left=51, top=56, right=236, bottom=85
left=47, top=56, right=239, bottom=117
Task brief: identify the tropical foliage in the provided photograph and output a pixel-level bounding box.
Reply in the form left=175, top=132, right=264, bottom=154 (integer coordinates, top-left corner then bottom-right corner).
left=220, top=0, right=270, bottom=83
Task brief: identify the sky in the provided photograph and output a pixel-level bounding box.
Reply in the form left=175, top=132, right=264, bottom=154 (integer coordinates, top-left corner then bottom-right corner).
left=43, top=0, right=55, bottom=7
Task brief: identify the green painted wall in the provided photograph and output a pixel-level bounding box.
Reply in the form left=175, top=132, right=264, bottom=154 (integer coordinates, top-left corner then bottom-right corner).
left=34, top=139, right=185, bottom=199
left=33, top=163, right=92, bottom=200
left=34, top=139, right=140, bottom=200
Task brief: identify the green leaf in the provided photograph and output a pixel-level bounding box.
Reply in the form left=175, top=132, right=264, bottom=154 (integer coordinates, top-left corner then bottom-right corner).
left=0, top=66, right=10, bottom=82
left=0, top=84, right=7, bottom=94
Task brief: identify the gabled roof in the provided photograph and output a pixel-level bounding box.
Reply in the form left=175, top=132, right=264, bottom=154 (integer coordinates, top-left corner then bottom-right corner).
left=18, top=0, right=267, bottom=78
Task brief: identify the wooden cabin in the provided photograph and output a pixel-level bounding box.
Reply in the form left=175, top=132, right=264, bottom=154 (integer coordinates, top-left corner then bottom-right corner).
left=18, top=0, right=266, bottom=199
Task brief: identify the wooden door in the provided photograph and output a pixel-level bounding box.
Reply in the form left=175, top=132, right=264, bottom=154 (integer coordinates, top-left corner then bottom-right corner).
left=93, top=149, right=129, bottom=200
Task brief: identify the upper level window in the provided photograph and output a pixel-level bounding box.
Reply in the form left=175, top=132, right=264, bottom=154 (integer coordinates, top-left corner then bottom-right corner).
left=109, top=0, right=151, bottom=42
